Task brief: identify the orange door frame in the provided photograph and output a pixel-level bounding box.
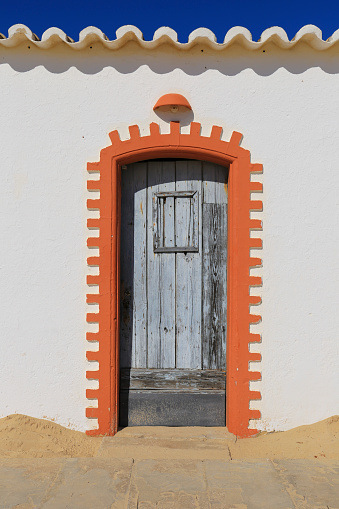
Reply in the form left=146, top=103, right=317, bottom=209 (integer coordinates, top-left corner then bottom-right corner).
left=86, top=121, right=262, bottom=438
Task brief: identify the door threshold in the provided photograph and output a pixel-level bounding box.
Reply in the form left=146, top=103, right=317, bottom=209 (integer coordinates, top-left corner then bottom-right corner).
left=96, top=426, right=235, bottom=461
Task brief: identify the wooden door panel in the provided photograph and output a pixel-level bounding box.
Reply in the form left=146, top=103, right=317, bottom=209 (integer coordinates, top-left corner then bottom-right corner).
left=203, top=161, right=227, bottom=204
left=202, top=204, right=227, bottom=370
left=147, top=161, right=176, bottom=368
left=132, top=164, right=148, bottom=368
left=120, top=162, right=147, bottom=368
left=175, top=160, right=202, bottom=369
left=120, top=159, right=228, bottom=426
left=120, top=368, right=226, bottom=392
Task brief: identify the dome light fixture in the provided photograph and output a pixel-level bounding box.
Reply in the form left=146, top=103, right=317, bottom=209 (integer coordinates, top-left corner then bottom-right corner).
left=153, top=93, right=192, bottom=113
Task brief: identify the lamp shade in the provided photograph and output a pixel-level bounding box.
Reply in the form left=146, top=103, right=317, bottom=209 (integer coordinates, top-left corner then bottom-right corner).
left=153, top=93, right=192, bottom=113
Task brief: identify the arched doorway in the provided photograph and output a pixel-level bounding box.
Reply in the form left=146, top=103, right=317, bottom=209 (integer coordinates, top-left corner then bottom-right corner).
left=86, top=122, right=262, bottom=437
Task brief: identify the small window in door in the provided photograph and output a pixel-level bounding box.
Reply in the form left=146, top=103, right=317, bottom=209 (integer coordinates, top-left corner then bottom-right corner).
left=153, top=191, right=199, bottom=253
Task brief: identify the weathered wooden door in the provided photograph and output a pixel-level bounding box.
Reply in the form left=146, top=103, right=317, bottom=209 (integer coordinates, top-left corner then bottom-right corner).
left=119, top=159, right=228, bottom=426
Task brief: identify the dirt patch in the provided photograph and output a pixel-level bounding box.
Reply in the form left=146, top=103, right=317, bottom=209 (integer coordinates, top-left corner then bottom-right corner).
left=0, top=414, right=102, bottom=458
left=0, top=414, right=338, bottom=459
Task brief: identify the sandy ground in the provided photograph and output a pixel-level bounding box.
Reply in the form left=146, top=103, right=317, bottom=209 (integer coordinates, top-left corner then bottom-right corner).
left=0, top=413, right=338, bottom=460
left=231, top=415, right=339, bottom=460
left=0, top=414, right=100, bottom=458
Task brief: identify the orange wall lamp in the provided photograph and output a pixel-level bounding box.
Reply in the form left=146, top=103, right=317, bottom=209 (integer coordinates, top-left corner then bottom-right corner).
left=153, top=93, right=192, bottom=114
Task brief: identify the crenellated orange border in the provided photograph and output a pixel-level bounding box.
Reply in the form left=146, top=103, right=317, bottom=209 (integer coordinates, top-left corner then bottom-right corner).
left=86, top=121, right=263, bottom=437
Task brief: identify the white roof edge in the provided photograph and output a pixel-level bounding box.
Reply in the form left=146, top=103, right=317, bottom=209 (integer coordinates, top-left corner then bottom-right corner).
left=0, top=24, right=338, bottom=51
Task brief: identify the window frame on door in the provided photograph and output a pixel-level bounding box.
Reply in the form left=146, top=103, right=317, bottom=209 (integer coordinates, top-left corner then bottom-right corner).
left=153, top=190, right=199, bottom=253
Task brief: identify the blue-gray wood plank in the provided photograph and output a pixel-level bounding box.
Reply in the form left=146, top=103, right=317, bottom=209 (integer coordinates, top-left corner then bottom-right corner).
left=120, top=159, right=228, bottom=410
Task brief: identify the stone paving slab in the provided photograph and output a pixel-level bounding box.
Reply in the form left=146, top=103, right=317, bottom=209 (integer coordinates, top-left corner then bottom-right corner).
left=0, top=459, right=65, bottom=509
left=127, top=459, right=210, bottom=508
left=0, top=458, right=338, bottom=508
left=0, top=458, right=133, bottom=509
left=273, top=459, right=339, bottom=509
left=204, top=460, right=293, bottom=508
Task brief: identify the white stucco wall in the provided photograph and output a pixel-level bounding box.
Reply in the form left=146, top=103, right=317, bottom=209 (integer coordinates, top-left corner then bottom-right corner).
left=0, top=42, right=338, bottom=431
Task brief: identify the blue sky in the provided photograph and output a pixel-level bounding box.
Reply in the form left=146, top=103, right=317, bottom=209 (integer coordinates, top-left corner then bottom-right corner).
left=1, top=0, right=338, bottom=42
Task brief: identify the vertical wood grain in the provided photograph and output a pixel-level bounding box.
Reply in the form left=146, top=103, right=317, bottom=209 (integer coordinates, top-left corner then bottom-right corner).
left=121, top=159, right=227, bottom=375
left=147, top=161, right=176, bottom=368
left=132, top=163, right=148, bottom=367
left=164, top=195, right=175, bottom=248
left=176, top=160, right=202, bottom=369
left=120, top=164, right=134, bottom=367
left=203, top=161, right=228, bottom=204
left=202, top=203, right=227, bottom=369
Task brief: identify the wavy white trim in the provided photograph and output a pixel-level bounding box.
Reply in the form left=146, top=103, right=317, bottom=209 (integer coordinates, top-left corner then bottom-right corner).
left=153, top=27, right=178, bottom=42
left=79, top=26, right=108, bottom=41
left=0, top=24, right=338, bottom=51
left=115, top=25, right=143, bottom=40
left=188, top=27, right=217, bottom=43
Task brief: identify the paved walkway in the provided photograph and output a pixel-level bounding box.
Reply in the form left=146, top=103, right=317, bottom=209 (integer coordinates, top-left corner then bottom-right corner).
left=1, top=428, right=338, bottom=508
left=1, top=457, right=338, bottom=508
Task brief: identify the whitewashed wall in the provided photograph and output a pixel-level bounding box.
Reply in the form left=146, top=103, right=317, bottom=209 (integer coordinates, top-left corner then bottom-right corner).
left=0, top=42, right=338, bottom=431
